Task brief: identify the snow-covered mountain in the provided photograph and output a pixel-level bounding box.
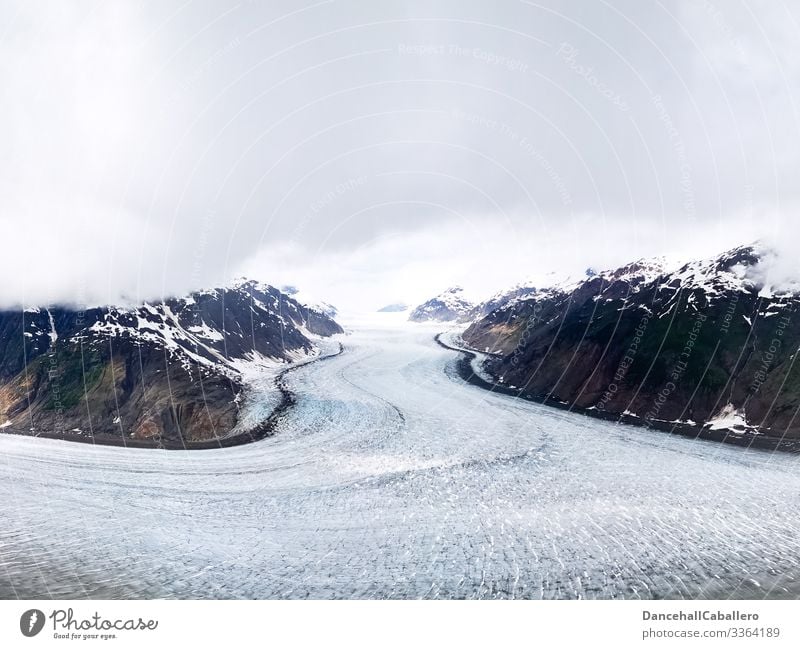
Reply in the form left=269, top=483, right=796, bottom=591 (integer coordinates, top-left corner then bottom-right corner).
left=409, top=287, right=475, bottom=322
left=462, top=243, right=800, bottom=443
left=470, top=282, right=540, bottom=319
left=279, top=284, right=338, bottom=319
left=0, top=281, right=342, bottom=447
left=377, top=303, right=409, bottom=313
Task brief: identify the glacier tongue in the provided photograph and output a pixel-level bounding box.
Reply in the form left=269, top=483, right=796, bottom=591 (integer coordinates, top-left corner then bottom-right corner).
left=0, top=317, right=798, bottom=598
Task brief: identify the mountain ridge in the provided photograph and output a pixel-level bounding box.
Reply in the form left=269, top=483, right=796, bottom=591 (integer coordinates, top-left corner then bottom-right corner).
left=460, top=242, right=800, bottom=445
left=0, top=280, right=342, bottom=447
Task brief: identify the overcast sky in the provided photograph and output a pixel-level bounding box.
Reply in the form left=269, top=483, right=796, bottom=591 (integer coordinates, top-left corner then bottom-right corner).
left=2, top=0, right=799, bottom=312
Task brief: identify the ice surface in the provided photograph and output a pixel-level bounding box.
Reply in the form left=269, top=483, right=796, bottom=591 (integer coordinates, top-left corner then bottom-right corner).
left=0, top=318, right=799, bottom=599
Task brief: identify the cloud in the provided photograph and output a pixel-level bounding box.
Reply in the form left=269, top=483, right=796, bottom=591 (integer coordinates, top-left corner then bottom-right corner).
left=1, top=0, right=798, bottom=310
left=237, top=205, right=778, bottom=313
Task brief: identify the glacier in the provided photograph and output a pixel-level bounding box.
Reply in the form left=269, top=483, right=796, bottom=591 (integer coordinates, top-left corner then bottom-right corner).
left=0, top=315, right=799, bottom=599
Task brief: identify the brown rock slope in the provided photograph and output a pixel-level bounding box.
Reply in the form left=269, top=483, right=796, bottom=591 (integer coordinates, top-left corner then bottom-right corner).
left=0, top=280, right=342, bottom=447
left=463, top=244, right=800, bottom=443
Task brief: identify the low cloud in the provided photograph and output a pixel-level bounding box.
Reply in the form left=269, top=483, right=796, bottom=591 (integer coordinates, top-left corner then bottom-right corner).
left=1, top=1, right=799, bottom=311
left=237, top=207, right=777, bottom=313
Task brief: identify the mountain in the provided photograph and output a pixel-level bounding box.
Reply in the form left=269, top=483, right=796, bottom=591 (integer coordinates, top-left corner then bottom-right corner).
left=471, top=282, right=539, bottom=319
left=377, top=303, right=409, bottom=313
left=409, top=287, right=475, bottom=322
left=415, top=269, right=594, bottom=324
left=461, top=243, right=800, bottom=444
left=280, top=284, right=338, bottom=319
left=0, top=280, right=342, bottom=447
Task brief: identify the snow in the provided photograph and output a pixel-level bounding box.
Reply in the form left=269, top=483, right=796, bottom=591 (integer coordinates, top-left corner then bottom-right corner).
left=85, top=295, right=305, bottom=381
left=46, top=309, right=58, bottom=346
left=408, top=243, right=798, bottom=334
left=186, top=322, right=224, bottom=341
left=707, top=403, right=752, bottom=432
left=88, top=307, right=226, bottom=377
left=438, top=328, right=497, bottom=383
left=476, top=281, right=538, bottom=313
left=235, top=278, right=338, bottom=319
left=227, top=334, right=342, bottom=437
left=410, top=287, right=474, bottom=322
left=0, top=321, right=798, bottom=599
left=488, top=243, right=793, bottom=321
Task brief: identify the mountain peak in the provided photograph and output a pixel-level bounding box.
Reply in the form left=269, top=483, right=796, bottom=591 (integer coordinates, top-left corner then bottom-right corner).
left=462, top=239, right=800, bottom=443
left=409, top=286, right=475, bottom=323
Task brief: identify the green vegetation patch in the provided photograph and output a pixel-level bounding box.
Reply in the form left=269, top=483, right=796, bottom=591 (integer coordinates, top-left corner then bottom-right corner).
left=41, top=346, right=107, bottom=411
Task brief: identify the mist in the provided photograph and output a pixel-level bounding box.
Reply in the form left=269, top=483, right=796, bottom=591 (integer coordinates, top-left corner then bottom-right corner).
left=1, top=0, right=798, bottom=311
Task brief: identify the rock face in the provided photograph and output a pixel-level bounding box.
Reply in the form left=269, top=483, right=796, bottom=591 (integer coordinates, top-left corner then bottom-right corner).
left=462, top=244, right=800, bottom=439
left=409, top=287, right=475, bottom=322
left=0, top=280, right=342, bottom=447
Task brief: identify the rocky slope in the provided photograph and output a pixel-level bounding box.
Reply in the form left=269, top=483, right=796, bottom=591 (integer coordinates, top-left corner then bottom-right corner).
left=462, top=243, right=800, bottom=443
left=0, top=280, right=342, bottom=447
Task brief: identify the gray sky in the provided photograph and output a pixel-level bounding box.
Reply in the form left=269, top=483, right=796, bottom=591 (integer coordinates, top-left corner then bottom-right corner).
left=2, top=0, right=799, bottom=312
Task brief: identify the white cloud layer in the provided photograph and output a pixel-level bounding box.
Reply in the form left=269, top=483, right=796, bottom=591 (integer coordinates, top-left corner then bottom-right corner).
left=1, top=0, right=799, bottom=310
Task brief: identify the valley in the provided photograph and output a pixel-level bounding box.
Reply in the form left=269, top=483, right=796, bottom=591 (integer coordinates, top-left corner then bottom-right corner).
left=1, top=316, right=799, bottom=599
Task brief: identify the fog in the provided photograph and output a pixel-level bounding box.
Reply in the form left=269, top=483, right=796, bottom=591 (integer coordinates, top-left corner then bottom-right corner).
left=1, top=0, right=798, bottom=311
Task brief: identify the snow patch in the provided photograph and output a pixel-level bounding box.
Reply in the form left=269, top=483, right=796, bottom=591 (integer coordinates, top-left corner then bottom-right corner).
left=706, top=404, right=752, bottom=432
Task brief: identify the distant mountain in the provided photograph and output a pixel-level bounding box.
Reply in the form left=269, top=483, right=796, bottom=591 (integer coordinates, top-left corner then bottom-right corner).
left=0, top=280, right=342, bottom=447
left=414, top=270, right=593, bottom=324
left=462, top=243, right=800, bottom=442
left=409, top=287, right=475, bottom=322
left=378, top=303, right=409, bottom=313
